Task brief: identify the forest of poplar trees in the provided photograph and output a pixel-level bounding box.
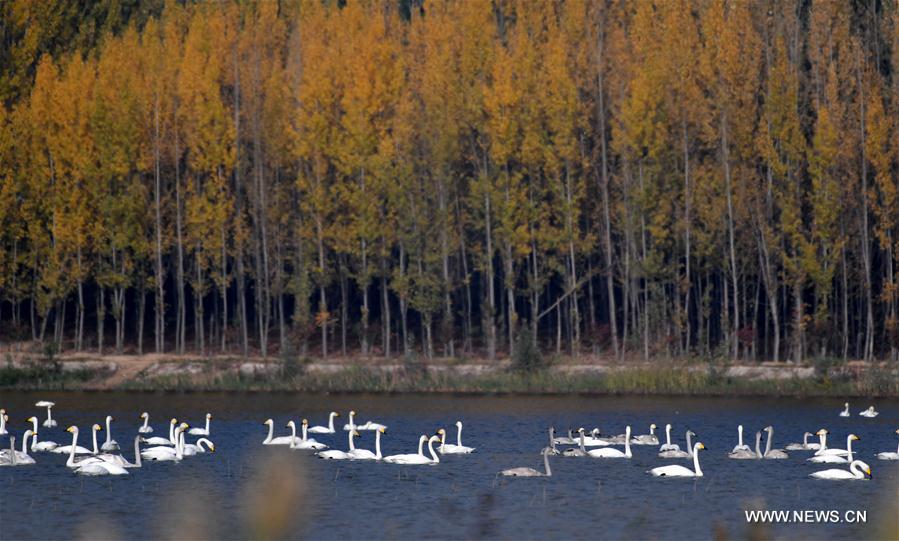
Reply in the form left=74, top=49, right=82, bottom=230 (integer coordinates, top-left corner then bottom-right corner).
left=1, top=0, right=899, bottom=364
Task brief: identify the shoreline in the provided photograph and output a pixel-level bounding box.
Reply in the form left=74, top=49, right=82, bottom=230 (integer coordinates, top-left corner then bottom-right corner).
left=1, top=353, right=897, bottom=397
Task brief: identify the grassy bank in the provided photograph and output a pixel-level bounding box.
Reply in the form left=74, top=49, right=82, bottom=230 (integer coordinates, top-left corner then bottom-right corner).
left=113, top=364, right=899, bottom=397
left=0, top=362, right=103, bottom=390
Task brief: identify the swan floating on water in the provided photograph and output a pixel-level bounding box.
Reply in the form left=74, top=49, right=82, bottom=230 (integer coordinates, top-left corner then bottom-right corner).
left=728, top=431, right=760, bottom=459
left=839, top=402, right=850, bottom=417
left=289, top=420, right=328, bottom=451
left=785, top=432, right=819, bottom=451
left=262, top=419, right=296, bottom=445
left=553, top=428, right=576, bottom=445
left=308, top=412, right=339, bottom=434
left=808, top=434, right=857, bottom=464
left=631, top=424, right=659, bottom=445
left=35, top=401, right=57, bottom=427
left=182, top=438, right=215, bottom=456
left=26, top=416, right=58, bottom=451
left=500, top=447, right=552, bottom=477
left=141, top=425, right=186, bottom=461
left=383, top=435, right=428, bottom=464
left=317, top=430, right=360, bottom=460
left=142, top=419, right=178, bottom=446
left=138, top=412, right=154, bottom=434
left=859, top=406, right=878, bottom=418
left=762, top=426, right=788, bottom=459
left=0, top=430, right=36, bottom=464
left=659, top=430, right=694, bottom=458
left=188, top=413, right=212, bottom=436
left=101, top=415, right=119, bottom=452
left=814, top=429, right=853, bottom=457
left=588, top=426, right=632, bottom=458
left=650, top=442, right=706, bottom=477
left=438, top=421, right=475, bottom=454
left=659, top=424, right=680, bottom=452
left=583, top=428, right=611, bottom=446
left=731, top=425, right=750, bottom=453
left=875, top=429, right=899, bottom=460
left=809, top=460, right=871, bottom=480
left=348, top=428, right=384, bottom=460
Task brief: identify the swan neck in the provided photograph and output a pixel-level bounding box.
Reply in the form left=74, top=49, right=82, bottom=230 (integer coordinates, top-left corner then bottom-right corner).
left=738, top=426, right=744, bottom=446
left=105, top=419, right=112, bottom=445
left=92, top=428, right=99, bottom=454
left=301, top=423, right=308, bottom=442
left=67, top=431, right=77, bottom=467
left=579, top=431, right=586, bottom=452
left=205, top=417, right=210, bottom=432
left=764, top=430, right=772, bottom=456
left=665, top=425, right=671, bottom=445
left=141, top=416, right=149, bottom=430
left=543, top=451, right=551, bottom=476
left=692, top=447, right=702, bottom=476
left=418, top=436, right=425, bottom=456
left=375, top=430, right=382, bottom=459
left=755, top=433, right=762, bottom=458
left=328, top=413, right=335, bottom=432
left=264, top=422, right=274, bottom=444
left=169, top=422, right=175, bottom=443
left=686, top=432, right=693, bottom=455
left=427, top=438, right=439, bottom=463
left=134, top=437, right=142, bottom=467
left=803, top=433, right=809, bottom=446
left=456, top=424, right=463, bottom=446
left=348, top=430, right=355, bottom=451
left=289, top=423, right=297, bottom=445
left=625, top=427, right=632, bottom=457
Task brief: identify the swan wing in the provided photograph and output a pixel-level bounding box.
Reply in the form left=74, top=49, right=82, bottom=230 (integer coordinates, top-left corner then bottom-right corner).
left=875, top=452, right=898, bottom=460
left=649, top=465, right=694, bottom=477
left=500, top=467, right=541, bottom=477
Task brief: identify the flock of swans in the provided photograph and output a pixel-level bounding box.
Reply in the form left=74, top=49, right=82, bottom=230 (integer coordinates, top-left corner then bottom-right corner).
left=260, top=410, right=474, bottom=465
left=0, top=400, right=893, bottom=483
left=497, top=402, right=892, bottom=480
left=0, top=402, right=215, bottom=475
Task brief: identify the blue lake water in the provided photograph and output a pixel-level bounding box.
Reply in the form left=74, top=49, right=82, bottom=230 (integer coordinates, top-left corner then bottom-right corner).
left=0, top=391, right=896, bottom=540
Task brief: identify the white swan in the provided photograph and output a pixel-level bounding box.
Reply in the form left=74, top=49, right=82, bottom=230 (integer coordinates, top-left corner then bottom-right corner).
left=308, top=412, right=339, bottom=434
left=317, top=430, right=360, bottom=460
left=732, top=425, right=750, bottom=453
left=859, top=406, right=878, bottom=418
left=839, top=402, right=850, bottom=417
left=659, top=430, right=694, bottom=458
left=762, top=426, right=788, bottom=459
left=342, top=410, right=358, bottom=431
left=348, top=428, right=384, bottom=460
left=142, top=418, right=178, bottom=446
left=809, top=434, right=857, bottom=464
left=138, top=412, right=154, bottom=434
left=876, top=429, right=899, bottom=460
left=289, top=420, right=328, bottom=451
left=0, top=409, right=7, bottom=435
left=183, top=438, right=215, bottom=456
left=383, top=435, right=429, bottom=464
left=188, top=413, right=212, bottom=436
left=26, top=416, right=58, bottom=451
left=729, top=431, right=760, bottom=459
left=631, top=424, right=659, bottom=445
left=64, top=427, right=110, bottom=468
left=0, top=430, right=36, bottom=464
left=101, top=415, right=119, bottom=451
left=500, top=447, right=552, bottom=477
left=438, top=421, right=475, bottom=454
left=141, top=425, right=186, bottom=461
left=588, top=426, right=632, bottom=458
left=810, top=460, right=871, bottom=480
left=384, top=434, right=441, bottom=465
left=357, top=420, right=388, bottom=431
left=786, top=432, right=819, bottom=451
left=659, top=424, right=680, bottom=452
left=650, top=442, right=706, bottom=477
left=543, top=427, right=560, bottom=455
left=262, top=419, right=296, bottom=445
left=35, top=401, right=57, bottom=427
left=814, top=429, right=853, bottom=456
left=65, top=432, right=132, bottom=476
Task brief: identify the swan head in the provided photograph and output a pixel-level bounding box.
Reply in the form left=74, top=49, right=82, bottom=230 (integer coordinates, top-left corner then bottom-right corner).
left=286, top=421, right=295, bottom=429
left=0, top=409, right=4, bottom=415
left=456, top=421, right=462, bottom=428
left=895, top=429, right=899, bottom=435
left=665, top=423, right=672, bottom=430
left=180, top=423, right=190, bottom=430
left=351, top=430, right=360, bottom=437
left=349, top=410, right=356, bottom=416
left=687, top=430, right=696, bottom=437
left=66, top=426, right=78, bottom=434
left=379, top=427, right=386, bottom=434
left=738, top=424, right=743, bottom=430
left=263, top=419, right=273, bottom=426
left=804, top=431, right=813, bottom=437
left=437, top=428, right=446, bottom=436
left=332, top=411, right=340, bottom=417
left=591, top=428, right=600, bottom=436
left=302, top=419, right=309, bottom=425
left=816, top=428, right=829, bottom=436
left=695, top=442, right=706, bottom=451
left=428, top=435, right=441, bottom=444
left=206, top=413, right=212, bottom=420
left=107, top=415, right=114, bottom=423
left=764, top=425, right=773, bottom=432
left=850, top=434, right=860, bottom=441
left=845, top=402, right=849, bottom=407
left=170, top=418, right=178, bottom=425
left=650, top=423, right=657, bottom=430
left=92, top=424, right=102, bottom=432
left=27, top=416, right=37, bottom=424
left=577, top=427, right=585, bottom=434
left=140, top=412, right=149, bottom=419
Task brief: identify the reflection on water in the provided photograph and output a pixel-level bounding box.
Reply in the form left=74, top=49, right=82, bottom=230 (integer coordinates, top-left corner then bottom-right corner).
left=0, top=392, right=896, bottom=540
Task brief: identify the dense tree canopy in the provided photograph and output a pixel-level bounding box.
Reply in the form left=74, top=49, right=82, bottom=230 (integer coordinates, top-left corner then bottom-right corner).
left=1, top=0, right=898, bottom=363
